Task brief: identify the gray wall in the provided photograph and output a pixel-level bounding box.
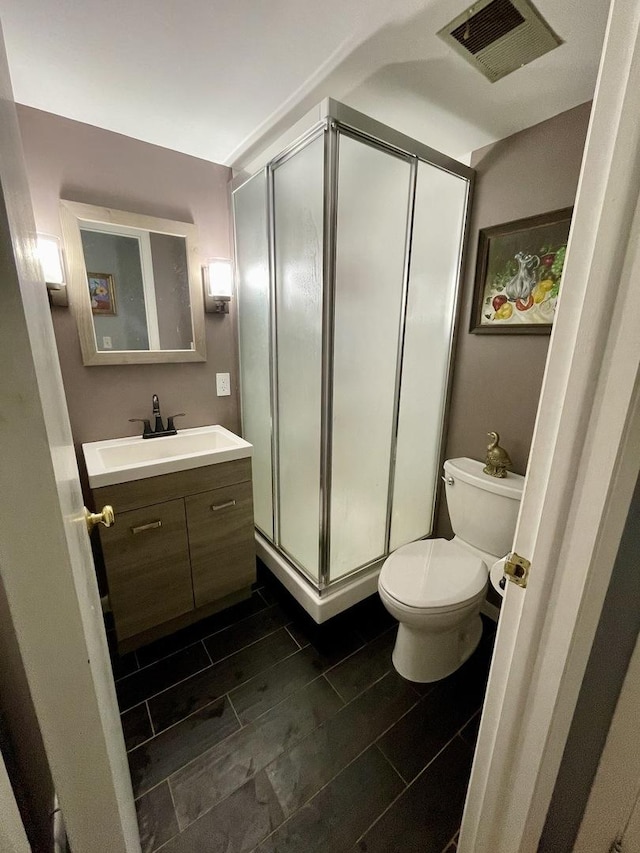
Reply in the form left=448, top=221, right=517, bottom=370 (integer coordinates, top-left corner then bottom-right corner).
left=17, top=105, right=239, bottom=473
left=437, top=101, right=592, bottom=537
left=540, top=473, right=640, bottom=851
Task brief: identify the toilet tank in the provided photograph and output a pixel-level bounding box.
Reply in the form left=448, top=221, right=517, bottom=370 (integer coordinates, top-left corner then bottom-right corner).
left=444, top=458, right=525, bottom=558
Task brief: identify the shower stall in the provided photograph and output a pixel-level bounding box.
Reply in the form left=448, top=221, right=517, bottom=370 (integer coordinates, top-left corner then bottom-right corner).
left=233, top=100, right=473, bottom=620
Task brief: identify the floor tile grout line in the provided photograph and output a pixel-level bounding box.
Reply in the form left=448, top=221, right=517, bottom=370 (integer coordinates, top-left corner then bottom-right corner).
left=204, top=623, right=296, bottom=668
left=442, top=827, right=461, bottom=852
left=456, top=706, right=482, bottom=745
left=145, top=699, right=155, bottom=737
left=116, top=643, right=211, bottom=687
left=201, top=638, right=213, bottom=666
left=130, top=691, right=241, bottom=775
left=126, top=729, right=156, bottom=756
left=227, top=692, right=243, bottom=729
left=133, top=774, right=174, bottom=803
left=368, top=691, right=423, bottom=755
left=321, top=672, right=346, bottom=704
left=320, top=624, right=395, bottom=681
left=354, top=732, right=470, bottom=848
left=163, top=777, right=183, bottom=845
left=255, top=588, right=271, bottom=607
left=113, top=593, right=272, bottom=681
left=198, top=603, right=288, bottom=647
left=121, top=623, right=297, bottom=716
left=375, top=742, right=409, bottom=787
left=119, top=659, right=213, bottom=716
left=325, top=662, right=394, bottom=707
left=283, top=624, right=302, bottom=649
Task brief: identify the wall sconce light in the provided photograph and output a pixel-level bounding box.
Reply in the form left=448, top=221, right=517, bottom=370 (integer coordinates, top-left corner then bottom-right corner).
left=37, top=234, right=68, bottom=307
left=202, top=259, right=233, bottom=314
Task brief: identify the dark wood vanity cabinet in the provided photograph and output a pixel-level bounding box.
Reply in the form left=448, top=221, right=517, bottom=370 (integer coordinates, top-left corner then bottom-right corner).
left=186, top=481, right=255, bottom=608
left=95, top=458, right=256, bottom=651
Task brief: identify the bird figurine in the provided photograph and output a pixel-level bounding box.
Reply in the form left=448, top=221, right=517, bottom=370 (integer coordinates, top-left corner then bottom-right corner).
left=484, top=431, right=512, bottom=478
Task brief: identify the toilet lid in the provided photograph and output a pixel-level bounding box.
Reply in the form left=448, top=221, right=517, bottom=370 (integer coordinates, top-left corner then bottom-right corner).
left=379, top=539, right=487, bottom=610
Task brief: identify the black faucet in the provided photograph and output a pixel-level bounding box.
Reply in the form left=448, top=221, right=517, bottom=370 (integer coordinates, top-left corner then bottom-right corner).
left=152, top=394, right=163, bottom=435
left=129, top=395, right=186, bottom=439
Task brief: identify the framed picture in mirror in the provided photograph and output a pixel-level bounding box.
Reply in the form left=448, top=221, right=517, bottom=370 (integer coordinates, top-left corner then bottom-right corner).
left=88, top=272, right=117, bottom=315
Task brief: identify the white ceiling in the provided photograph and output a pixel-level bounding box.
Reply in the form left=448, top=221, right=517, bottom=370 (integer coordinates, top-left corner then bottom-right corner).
left=0, top=0, right=609, bottom=169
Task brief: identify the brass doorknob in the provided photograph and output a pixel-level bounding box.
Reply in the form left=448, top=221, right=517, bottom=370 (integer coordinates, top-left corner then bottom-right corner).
left=84, top=505, right=115, bottom=534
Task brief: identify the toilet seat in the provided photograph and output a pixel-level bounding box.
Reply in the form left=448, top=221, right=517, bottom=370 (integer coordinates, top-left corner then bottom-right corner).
left=379, top=539, right=487, bottom=611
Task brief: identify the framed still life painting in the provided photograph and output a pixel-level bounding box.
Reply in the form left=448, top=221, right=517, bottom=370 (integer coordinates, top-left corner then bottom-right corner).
left=470, top=207, right=573, bottom=334
left=87, top=272, right=117, bottom=315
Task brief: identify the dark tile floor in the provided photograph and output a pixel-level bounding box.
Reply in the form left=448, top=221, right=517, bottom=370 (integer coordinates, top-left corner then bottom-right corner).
left=106, top=564, right=494, bottom=853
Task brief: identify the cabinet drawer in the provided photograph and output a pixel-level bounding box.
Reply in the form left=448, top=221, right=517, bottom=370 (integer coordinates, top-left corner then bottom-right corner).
left=186, top=482, right=256, bottom=608
left=100, top=499, right=194, bottom=640
left=94, top=458, right=252, bottom=513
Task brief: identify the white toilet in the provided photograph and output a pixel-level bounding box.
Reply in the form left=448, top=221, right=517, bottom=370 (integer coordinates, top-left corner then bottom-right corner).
left=378, top=457, right=524, bottom=683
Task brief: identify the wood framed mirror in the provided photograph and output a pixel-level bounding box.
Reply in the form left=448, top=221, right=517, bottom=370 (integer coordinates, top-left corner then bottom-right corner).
left=60, top=200, right=206, bottom=365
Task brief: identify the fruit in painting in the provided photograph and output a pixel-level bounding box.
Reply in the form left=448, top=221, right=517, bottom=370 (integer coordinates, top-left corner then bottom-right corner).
left=494, top=302, right=513, bottom=320
left=516, top=295, right=534, bottom=311
left=492, top=294, right=508, bottom=311
left=532, top=283, right=547, bottom=303
left=532, top=278, right=555, bottom=304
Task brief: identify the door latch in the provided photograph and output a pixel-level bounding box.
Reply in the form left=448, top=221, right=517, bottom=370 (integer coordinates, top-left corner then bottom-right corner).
left=504, top=552, right=531, bottom=588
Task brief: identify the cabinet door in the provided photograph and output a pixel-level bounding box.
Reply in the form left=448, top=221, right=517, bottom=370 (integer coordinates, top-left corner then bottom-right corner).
left=186, top=482, right=256, bottom=608
left=100, top=498, right=193, bottom=640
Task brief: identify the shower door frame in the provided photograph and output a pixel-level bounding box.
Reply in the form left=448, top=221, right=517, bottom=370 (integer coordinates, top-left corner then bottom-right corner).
left=233, top=100, right=475, bottom=595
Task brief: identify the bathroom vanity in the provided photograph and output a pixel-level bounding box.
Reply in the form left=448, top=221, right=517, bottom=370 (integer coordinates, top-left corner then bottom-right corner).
left=83, top=426, right=255, bottom=652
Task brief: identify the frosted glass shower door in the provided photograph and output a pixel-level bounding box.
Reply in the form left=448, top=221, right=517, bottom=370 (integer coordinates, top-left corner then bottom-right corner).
left=390, top=163, right=469, bottom=549
left=234, top=172, right=273, bottom=539
left=330, top=134, right=412, bottom=580
left=273, top=137, right=324, bottom=580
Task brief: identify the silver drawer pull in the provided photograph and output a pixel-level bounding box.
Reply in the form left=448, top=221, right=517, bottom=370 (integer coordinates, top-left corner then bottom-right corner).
left=211, top=499, right=236, bottom=512
left=131, top=521, right=162, bottom=534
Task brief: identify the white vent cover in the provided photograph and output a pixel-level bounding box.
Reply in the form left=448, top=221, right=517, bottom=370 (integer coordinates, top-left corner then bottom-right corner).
left=438, top=0, right=563, bottom=83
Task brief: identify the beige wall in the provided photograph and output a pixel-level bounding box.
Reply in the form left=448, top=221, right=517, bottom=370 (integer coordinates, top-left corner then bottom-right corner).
left=17, top=106, right=239, bottom=481
left=437, top=102, right=592, bottom=536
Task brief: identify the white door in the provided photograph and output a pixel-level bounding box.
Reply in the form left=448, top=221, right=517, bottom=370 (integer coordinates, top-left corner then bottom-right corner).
left=0, top=24, right=140, bottom=853
left=574, top=625, right=640, bottom=852
left=460, top=0, right=640, bottom=850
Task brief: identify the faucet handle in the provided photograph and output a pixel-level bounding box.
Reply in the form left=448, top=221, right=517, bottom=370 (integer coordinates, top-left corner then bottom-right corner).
left=167, top=413, right=186, bottom=431
left=129, top=418, right=153, bottom=437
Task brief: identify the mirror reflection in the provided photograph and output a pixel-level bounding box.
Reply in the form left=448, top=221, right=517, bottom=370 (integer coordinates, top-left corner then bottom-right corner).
left=80, top=224, right=193, bottom=352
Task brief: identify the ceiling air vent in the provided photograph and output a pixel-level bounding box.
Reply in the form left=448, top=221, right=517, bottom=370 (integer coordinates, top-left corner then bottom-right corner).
left=438, top=0, right=563, bottom=83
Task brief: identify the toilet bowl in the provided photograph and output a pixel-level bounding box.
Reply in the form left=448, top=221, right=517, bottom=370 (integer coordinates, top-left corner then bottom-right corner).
left=379, top=457, right=524, bottom=683
left=379, top=539, right=487, bottom=682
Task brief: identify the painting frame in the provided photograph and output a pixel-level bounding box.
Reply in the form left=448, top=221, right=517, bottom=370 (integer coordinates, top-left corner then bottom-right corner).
left=470, top=207, right=573, bottom=335
left=87, top=272, right=117, bottom=316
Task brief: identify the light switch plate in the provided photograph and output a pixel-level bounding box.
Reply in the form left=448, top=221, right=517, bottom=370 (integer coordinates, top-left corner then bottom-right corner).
left=102, top=336, right=112, bottom=349
left=216, top=372, right=231, bottom=396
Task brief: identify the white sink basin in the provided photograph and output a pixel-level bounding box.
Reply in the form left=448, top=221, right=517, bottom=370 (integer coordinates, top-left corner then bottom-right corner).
left=83, top=425, right=252, bottom=488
